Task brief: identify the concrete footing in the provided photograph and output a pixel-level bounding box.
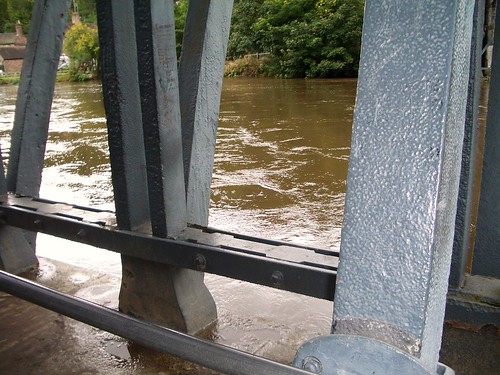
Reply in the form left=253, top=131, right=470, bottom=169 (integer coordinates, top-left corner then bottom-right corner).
left=119, top=256, right=217, bottom=335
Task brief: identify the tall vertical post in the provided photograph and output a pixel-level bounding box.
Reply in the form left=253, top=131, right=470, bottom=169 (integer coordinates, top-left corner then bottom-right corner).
left=295, top=1, right=474, bottom=373
left=134, top=0, right=186, bottom=238
left=0, top=147, right=37, bottom=274
left=0, top=0, right=70, bottom=273
left=449, top=0, right=485, bottom=289
left=97, top=0, right=217, bottom=334
left=471, top=4, right=500, bottom=279
left=7, top=0, right=71, bottom=197
left=179, top=0, right=234, bottom=226
left=97, top=0, right=150, bottom=232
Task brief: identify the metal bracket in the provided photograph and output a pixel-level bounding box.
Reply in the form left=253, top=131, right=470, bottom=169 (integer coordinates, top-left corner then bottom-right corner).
left=0, top=194, right=338, bottom=300
left=294, top=335, right=455, bottom=375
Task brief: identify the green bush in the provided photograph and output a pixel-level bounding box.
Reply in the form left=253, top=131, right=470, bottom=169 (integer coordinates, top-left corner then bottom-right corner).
left=63, top=22, right=99, bottom=79
left=224, top=55, right=270, bottom=77
left=228, top=0, right=364, bottom=78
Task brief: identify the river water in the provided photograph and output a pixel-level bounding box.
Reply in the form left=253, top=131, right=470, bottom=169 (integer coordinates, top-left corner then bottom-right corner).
left=0, top=78, right=356, bottom=373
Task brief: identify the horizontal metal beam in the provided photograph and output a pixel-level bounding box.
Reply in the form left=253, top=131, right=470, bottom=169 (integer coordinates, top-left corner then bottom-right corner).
left=0, top=195, right=336, bottom=300
left=0, top=270, right=310, bottom=375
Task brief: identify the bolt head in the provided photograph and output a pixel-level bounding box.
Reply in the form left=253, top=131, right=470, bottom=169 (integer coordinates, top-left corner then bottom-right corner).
left=302, top=356, right=323, bottom=374
left=271, top=270, right=284, bottom=287
left=195, top=254, right=206, bottom=271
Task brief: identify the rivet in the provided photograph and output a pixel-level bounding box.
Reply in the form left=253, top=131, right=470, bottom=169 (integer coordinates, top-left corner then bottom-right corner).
left=33, top=219, right=42, bottom=229
left=302, top=356, right=323, bottom=374
left=195, top=254, right=206, bottom=271
left=77, top=229, right=86, bottom=237
left=271, top=270, right=284, bottom=287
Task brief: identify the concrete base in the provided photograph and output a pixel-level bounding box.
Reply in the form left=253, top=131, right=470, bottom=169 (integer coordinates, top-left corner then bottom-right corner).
left=0, top=226, right=38, bottom=274
left=118, top=255, right=217, bottom=335
left=440, top=322, right=499, bottom=375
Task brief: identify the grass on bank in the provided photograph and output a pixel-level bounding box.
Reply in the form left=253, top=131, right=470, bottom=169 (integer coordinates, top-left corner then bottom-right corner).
left=2, top=55, right=287, bottom=84
left=0, top=74, right=20, bottom=85
left=224, top=55, right=270, bottom=78
left=0, top=70, right=96, bottom=85
left=2, top=57, right=267, bottom=85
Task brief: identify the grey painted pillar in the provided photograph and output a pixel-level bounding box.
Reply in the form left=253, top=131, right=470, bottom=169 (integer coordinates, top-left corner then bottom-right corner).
left=0, top=146, right=37, bottom=274
left=295, top=1, right=474, bottom=374
left=97, top=0, right=217, bottom=335
left=0, top=0, right=70, bottom=273
left=6, top=0, right=71, bottom=197
left=449, top=0, right=485, bottom=289
left=134, top=0, right=186, bottom=238
left=471, top=3, right=500, bottom=279
left=96, top=0, right=150, bottom=232
left=179, top=0, right=234, bottom=226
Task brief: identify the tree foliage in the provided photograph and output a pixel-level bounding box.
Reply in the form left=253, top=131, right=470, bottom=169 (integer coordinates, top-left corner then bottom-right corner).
left=63, top=22, right=99, bottom=76
left=0, top=0, right=97, bottom=34
left=227, top=0, right=264, bottom=59
left=74, top=0, right=97, bottom=25
left=228, top=0, right=364, bottom=78
left=0, top=0, right=35, bottom=34
left=174, top=0, right=189, bottom=59
left=3, top=0, right=363, bottom=79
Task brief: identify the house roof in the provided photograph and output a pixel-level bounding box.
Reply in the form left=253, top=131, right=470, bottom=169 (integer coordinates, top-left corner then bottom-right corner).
left=0, top=33, right=27, bottom=47
left=0, top=46, right=25, bottom=60
left=0, top=33, right=17, bottom=46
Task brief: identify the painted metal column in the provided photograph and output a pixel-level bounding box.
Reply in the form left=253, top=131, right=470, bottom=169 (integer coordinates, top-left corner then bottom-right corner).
left=179, top=0, right=234, bottom=226
left=6, top=0, right=71, bottom=197
left=449, top=0, right=485, bottom=289
left=295, top=1, right=474, bottom=374
left=0, top=147, right=37, bottom=274
left=96, top=0, right=150, bottom=232
left=471, top=3, right=500, bottom=279
left=0, top=0, right=70, bottom=273
left=134, top=0, right=186, bottom=238
left=97, top=0, right=217, bottom=334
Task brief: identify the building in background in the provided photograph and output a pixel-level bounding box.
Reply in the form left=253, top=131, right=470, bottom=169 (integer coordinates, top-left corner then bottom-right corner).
left=0, top=21, right=27, bottom=74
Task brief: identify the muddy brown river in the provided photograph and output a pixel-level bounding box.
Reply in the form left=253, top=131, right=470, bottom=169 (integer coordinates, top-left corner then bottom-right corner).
left=0, top=77, right=356, bottom=373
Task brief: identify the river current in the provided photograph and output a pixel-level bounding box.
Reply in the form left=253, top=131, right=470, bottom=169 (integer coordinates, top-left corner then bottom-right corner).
left=0, top=77, right=356, bottom=373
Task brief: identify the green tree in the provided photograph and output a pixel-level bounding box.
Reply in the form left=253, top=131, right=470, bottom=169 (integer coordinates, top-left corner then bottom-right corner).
left=63, top=22, right=99, bottom=77
left=174, top=0, right=189, bottom=59
left=227, top=0, right=264, bottom=59
left=308, top=0, right=364, bottom=77
left=238, top=0, right=364, bottom=78
left=0, top=0, right=35, bottom=34
left=0, top=1, right=9, bottom=33
left=74, top=0, right=97, bottom=25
